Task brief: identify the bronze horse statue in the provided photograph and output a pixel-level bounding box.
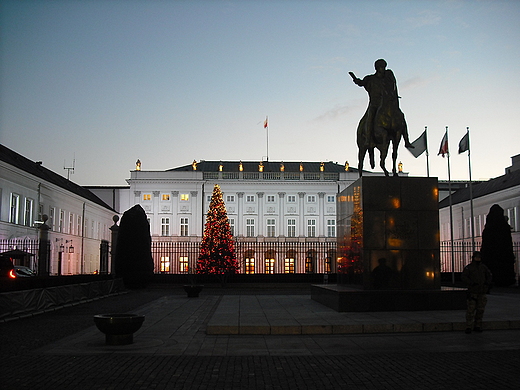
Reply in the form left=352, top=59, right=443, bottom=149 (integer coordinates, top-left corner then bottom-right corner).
left=356, top=92, right=407, bottom=177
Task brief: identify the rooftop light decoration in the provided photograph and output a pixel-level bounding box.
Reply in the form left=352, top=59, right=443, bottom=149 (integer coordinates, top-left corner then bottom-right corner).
left=300, top=162, right=304, bottom=172
left=192, top=160, right=197, bottom=170
left=258, top=161, right=264, bottom=172
left=320, top=162, right=324, bottom=172
left=239, top=161, right=243, bottom=171
left=219, top=162, right=223, bottom=172
left=345, top=161, right=349, bottom=171
left=280, top=162, right=285, bottom=172
left=135, top=159, right=141, bottom=171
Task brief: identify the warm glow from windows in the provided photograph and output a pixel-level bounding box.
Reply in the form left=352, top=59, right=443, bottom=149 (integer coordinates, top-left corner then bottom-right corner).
left=179, top=257, right=189, bottom=273
left=160, top=256, right=170, bottom=272
left=181, top=194, right=189, bottom=201
left=162, top=194, right=170, bottom=201
left=143, top=194, right=151, bottom=201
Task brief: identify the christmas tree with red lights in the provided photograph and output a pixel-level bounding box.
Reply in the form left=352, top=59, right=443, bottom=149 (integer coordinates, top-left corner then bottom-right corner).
left=197, top=184, right=238, bottom=277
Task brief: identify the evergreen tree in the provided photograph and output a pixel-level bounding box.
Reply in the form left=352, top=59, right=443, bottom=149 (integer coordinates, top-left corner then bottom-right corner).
left=481, top=204, right=516, bottom=287
left=115, top=204, right=154, bottom=288
left=197, top=184, right=238, bottom=277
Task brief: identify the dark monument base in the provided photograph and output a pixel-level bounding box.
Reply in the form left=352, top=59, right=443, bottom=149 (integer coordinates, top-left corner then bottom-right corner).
left=311, top=284, right=467, bottom=312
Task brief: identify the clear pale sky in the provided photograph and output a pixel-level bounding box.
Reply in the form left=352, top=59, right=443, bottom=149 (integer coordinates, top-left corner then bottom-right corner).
left=1, top=0, right=519, bottom=186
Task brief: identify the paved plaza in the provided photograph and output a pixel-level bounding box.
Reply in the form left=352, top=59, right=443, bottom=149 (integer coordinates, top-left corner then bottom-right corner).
left=1, top=284, right=519, bottom=389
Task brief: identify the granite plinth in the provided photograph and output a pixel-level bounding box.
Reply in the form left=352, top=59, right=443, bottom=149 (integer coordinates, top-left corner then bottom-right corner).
left=311, top=284, right=467, bottom=312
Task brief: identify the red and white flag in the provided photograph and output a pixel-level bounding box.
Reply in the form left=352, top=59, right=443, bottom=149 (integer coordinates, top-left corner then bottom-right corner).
left=438, top=132, right=449, bottom=157
left=264, top=116, right=268, bottom=128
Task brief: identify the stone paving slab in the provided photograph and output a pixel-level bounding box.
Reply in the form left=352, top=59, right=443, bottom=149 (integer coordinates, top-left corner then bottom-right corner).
left=206, top=293, right=520, bottom=335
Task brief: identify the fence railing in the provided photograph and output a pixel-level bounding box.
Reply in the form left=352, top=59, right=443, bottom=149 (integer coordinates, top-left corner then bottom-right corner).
left=440, top=239, right=520, bottom=276
left=151, top=238, right=337, bottom=275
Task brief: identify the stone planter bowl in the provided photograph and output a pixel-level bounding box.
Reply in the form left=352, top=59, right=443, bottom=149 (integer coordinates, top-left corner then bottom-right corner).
left=183, top=285, right=203, bottom=297
left=94, top=313, right=145, bottom=345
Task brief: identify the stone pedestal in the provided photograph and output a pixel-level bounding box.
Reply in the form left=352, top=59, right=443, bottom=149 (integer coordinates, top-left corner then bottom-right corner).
left=337, top=176, right=440, bottom=289
left=313, top=177, right=465, bottom=311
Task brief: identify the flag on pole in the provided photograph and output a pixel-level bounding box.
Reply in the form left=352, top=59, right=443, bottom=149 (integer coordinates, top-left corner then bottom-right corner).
left=438, top=132, right=449, bottom=157
left=406, top=130, right=427, bottom=158
left=458, top=131, right=469, bottom=154
left=264, top=116, right=268, bottom=128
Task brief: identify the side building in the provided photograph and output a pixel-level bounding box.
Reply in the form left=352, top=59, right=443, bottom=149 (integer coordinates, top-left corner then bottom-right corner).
left=439, top=154, right=520, bottom=274
left=0, top=144, right=116, bottom=274
left=113, top=160, right=378, bottom=275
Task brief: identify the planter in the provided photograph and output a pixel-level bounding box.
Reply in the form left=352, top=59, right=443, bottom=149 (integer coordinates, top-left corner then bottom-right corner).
left=183, top=285, right=203, bottom=298
left=93, top=313, right=145, bottom=345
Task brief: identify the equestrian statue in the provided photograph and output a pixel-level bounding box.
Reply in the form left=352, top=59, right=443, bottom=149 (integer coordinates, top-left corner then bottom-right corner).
left=350, top=59, right=413, bottom=177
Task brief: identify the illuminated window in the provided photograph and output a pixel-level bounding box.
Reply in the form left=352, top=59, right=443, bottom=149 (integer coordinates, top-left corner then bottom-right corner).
left=143, top=194, right=152, bottom=201
left=229, top=218, right=235, bottom=236
left=59, top=209, right=65, bottom=233
left=180, top=218, right=189, bottom=236
left=284, top=257, right=295, bottom=273
left=307, top=219, right=316, bottom=237
left=327, top=220, right=336, bottom=237
left=265, top=258, right=275, bottom=274
left=246, top=219, right=255, bottom=237
left=68, top=213, right=74, bottom=234
left=162, top=194, right=170, bottom=201
left=49, top=207, right=55, bottom=231
left=245, top=258, right=255, bottom=273
left=24, top=198, right=34, bottom=227
left=160, top=256, right=170, bottom=273
left=266, top=219, right=276, bottom=237
left=180, top=194, right=189, bottom=201
left=10, top=193, right=20, bottom=224
left=161, top=218, right=170, bottom=236
left=179, top=257, right=189, bottom=273
left=287, top=219, right=296, bottom=237
left=305, top=250, right=316, bottom=273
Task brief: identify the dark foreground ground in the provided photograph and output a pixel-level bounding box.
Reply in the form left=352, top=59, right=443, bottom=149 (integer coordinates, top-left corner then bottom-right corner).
left=1, top=283, right=519, bottom=390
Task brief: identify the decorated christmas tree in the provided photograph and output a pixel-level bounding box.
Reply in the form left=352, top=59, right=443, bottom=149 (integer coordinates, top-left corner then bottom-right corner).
left=197, top=184, right=238, bottom=277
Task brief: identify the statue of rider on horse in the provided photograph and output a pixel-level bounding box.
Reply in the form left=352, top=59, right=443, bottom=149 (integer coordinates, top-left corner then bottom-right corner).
left=350, top=59, right=414, bottom=177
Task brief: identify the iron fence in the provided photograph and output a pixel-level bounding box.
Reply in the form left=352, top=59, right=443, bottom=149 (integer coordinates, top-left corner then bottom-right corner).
left=151, top=238, right=337, bottom=275
left=440, top=239, right=520, bottom=278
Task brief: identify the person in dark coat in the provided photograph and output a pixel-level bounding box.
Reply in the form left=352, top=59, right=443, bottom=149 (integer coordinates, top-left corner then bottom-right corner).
left=480, top=204, right=516, bottom=287
left=462, top=251, right=492, bottom=334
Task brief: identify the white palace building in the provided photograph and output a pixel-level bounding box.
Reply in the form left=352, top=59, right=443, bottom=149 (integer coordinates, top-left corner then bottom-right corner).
left=92, top=160, right=380, bottom=275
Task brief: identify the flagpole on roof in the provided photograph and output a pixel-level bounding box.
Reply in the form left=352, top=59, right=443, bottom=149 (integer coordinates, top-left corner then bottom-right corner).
left=264, top=116, right=269, bottom=161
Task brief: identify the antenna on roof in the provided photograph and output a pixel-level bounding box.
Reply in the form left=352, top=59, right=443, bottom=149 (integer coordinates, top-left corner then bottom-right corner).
left=64, top=155, right=75, bottom=180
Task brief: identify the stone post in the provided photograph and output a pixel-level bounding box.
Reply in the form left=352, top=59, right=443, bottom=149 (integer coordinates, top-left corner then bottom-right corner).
left=38, top=214, right=51, bottom=276
left=110, top=215, right=120, bottom=275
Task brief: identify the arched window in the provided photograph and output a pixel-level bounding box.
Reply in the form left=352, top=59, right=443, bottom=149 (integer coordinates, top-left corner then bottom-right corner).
left=264, top=250, right=276, bottom=274
left=305, top=249, right=317, bottom=273
left=285, top=249, right=296, bottom=273
left=244, top=249, right=255, bottom=274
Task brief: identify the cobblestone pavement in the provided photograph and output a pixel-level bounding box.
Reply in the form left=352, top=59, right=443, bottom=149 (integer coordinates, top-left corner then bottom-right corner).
left=1, top=284, right=519, bottom=389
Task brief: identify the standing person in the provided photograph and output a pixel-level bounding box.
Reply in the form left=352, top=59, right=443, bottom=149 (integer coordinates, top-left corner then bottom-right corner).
left=462, top=251, right=492, bottom=334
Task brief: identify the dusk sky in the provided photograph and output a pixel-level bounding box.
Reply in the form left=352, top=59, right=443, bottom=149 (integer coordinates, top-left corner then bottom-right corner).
left=1, top=0, right=519, bottom=186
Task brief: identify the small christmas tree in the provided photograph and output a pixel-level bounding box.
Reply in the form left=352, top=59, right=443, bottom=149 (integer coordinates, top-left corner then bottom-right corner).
left=197, top=184, right=238, bottom=280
